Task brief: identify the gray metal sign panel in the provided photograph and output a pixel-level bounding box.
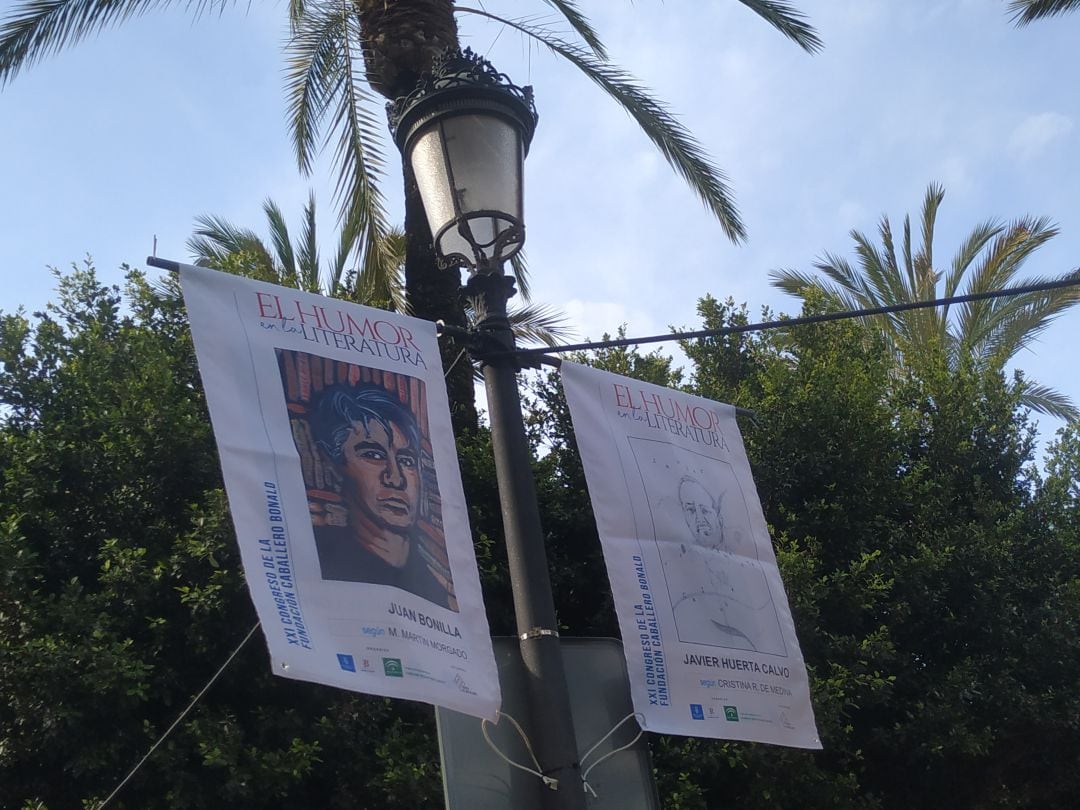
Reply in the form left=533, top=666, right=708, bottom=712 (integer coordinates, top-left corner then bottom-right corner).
left=436, top=637, right=659, bottom=809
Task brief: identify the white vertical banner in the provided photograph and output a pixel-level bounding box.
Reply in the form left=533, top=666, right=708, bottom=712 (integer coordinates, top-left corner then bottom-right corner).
left=180, top=264, right=499, bottom=720
left=560, top=361, right=820, bottom=748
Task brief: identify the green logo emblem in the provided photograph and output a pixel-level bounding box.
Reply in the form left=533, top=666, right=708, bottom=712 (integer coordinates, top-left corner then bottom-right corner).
left=382, top=657, right=403, bottom=677
left=723, top=705, right=740, bottom=722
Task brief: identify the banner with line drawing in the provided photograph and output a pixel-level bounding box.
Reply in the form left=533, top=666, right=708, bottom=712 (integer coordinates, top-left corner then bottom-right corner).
left=560, top=361, right=819, bottom=748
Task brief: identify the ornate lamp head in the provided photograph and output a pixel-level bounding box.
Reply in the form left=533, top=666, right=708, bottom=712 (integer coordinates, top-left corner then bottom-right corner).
left=389, top=48, right=538, bottom=273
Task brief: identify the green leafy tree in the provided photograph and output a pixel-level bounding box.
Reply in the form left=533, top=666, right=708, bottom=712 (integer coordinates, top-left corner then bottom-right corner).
left=769, top=183, right=1080, bottom=420
left=4, top=262, right=1078, bottom=808
left=674, top=298, right=1078, bottom=808
left=521, top=296, right=1078, bottom=808
left=0, top=263, right=445, bottom=809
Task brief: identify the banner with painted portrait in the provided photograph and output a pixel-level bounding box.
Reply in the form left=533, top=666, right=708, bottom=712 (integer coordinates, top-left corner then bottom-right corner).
left=180, top=264, right=499, bottom=720
left=560, top=361, right=820, bottom=748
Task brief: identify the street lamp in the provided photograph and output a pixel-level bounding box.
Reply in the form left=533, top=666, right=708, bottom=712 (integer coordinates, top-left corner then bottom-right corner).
left=390, top=49, right=586, bottom=810
left=389, top=48, right=537, bottom=273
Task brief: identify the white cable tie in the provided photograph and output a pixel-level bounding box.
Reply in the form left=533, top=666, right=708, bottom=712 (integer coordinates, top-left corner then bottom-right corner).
left=519, top=627, right=559, bottom=641
left=481, top=711, right=560, bottom=792
left=579, top=712, right=646, bottom=798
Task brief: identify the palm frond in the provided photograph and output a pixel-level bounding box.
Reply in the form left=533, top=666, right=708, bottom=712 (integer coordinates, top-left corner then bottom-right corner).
left=769, top=264, right=871, bottom=315
left=915, top=182, right=945, bottom=285
left=813, top=251, right=874, bottom=302
left=769, top=266, right=834, bottom=300
left=878, top=215, right=902, bottom=293
left=186, top=213, right=278, bottom=280
left=968, top=217, right=1057, bottom=295
left=976, top=270, right=1080, bottom=364
left=735, top=0, right=823, bottom=53
left=506, top=300, right=575, bottom=347
left=902, top=213, right=914, bottom=293
left=774, top=183, right=1080, bottom=410
left=852, top=225, right=908, bottom=308
left=351, top=221, right=408, bottom=311
left=288, top=0, right=307, bottom=27
left=938, top=219, right=1000, bottom=347
left=285, top=2, right=345, bottom=175
left=297, top=191, right=320, bottom=292
left=768, top=267, right=814, bottom=295
left=943, top=220, right=1001, bottom=299
left=1014, top=379, right=1080, bottom=422
left=290, top=5, right=398, bottom=306
left=262, top=197, right=297, bottom=282
left=326, top=200, right=362, bottom=299
left=456, top=7, right=746, bottom=242
left=350, top=195, right=405, bottom=311
left=955, top=217, right=1058, bottom=352
left=325, top=11, right=387, bottom=215
left=0, top=0, right=232, bottom=85
left=539, top=0, right=607, bottom=58
left=508, top=251, right=531, bottom=301
left=893, top=185, right=945, bottom=355
left=1008, top=0, right=1080, bottom=25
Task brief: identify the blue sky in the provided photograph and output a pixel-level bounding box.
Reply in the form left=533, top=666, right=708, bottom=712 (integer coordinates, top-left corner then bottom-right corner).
left=2, top=1, right=1078, bottom=451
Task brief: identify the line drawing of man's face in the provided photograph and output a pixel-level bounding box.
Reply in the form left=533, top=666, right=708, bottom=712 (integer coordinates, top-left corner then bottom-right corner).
left=340, top=418, right=420, bottom=533
left=679, top=478, right=722, bottom=548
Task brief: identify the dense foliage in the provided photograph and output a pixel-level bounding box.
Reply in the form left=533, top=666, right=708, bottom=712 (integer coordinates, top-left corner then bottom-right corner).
left=1, top=268, right=1077, bottom=808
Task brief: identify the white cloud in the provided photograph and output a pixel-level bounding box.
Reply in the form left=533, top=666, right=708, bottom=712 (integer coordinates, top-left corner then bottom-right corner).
left=1009, top=112, right=1074, bottom=161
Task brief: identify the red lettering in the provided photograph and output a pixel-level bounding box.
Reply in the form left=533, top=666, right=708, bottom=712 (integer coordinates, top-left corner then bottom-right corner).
left=398, top=325, right=420, bottom=351
left=690, top=406, right=712, bottom=430
left=256, top=292, right=281, bottom=319
left=373, top=320, right=401, bottom=344
left=613, top=384, right=633, bottom=408
left=345, top=313, right=375, bottom=339
left=318, top=306, right=347, bottom=334
left=293, top=300, right=322, bottom=327
left=641, top=391, right=664, bottom=415
left=672, top=400, right=691, bottom=424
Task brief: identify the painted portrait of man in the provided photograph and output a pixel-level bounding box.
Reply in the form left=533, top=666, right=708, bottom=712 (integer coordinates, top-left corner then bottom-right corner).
left=277, top=350, right=456, bottom=611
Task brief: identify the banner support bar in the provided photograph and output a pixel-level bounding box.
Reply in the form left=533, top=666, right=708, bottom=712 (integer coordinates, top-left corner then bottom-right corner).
left=146, top=256, right=181, bottom=273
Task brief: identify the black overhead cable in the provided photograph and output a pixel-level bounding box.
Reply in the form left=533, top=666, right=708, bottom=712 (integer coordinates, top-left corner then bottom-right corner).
left=147, top=255, right=1079, bottom=360
left=508, top=274, right=1080, bottom=358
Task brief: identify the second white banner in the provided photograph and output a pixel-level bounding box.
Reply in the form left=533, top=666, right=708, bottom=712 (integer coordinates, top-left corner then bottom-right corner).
left=560, top=361, right=820, bottom=748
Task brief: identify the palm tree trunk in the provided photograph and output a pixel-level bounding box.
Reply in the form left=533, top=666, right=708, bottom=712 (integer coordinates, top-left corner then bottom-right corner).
left=353, top=0, right=478, bottom=433
left=353, top=0, right=458, bottom=97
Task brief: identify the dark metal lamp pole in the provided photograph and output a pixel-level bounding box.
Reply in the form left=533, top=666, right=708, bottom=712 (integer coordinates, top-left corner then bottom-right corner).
left=389, top=49, right=586, bottom=810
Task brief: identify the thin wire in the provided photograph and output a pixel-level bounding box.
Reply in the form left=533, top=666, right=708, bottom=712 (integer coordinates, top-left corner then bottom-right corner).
left=95, top=621, right=262, bottom=810
left=480, top=711, right=560, bottom=791
left=579, top=712, right=645, bottom=798
left=443, top=346, right=470, bottom=378
left=510, top=274, right=1080, bottom=357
